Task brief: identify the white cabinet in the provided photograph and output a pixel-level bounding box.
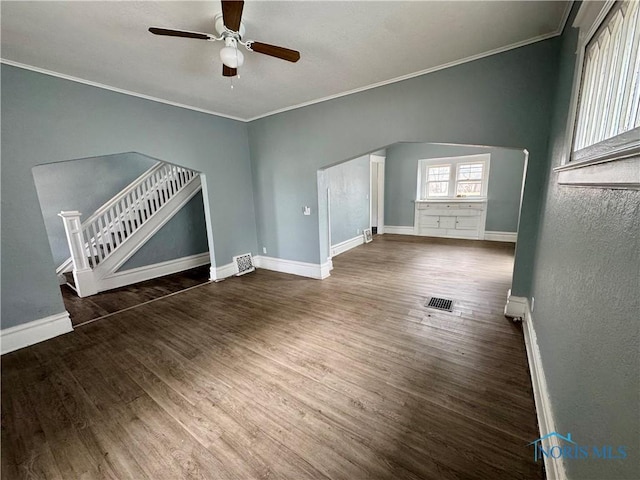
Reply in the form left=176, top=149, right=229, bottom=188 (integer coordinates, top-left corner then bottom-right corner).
left=414, top=201, right=486, bottom=239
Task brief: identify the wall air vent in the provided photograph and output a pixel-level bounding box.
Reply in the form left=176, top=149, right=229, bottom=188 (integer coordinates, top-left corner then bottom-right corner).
left=233, top=253, right=255, bottom=276
left=426, top=297, right=453, bottom=312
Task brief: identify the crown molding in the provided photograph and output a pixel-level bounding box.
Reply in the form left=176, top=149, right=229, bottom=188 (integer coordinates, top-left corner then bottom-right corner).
left=0, top=59, right=246, bottom=122
left=2, top=5, right=571, bottom=124
left=246, top=17, right=571, bottom=122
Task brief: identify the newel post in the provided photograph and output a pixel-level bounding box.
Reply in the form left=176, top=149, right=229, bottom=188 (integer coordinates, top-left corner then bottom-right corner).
left=58, top=211, right=98, bottom=297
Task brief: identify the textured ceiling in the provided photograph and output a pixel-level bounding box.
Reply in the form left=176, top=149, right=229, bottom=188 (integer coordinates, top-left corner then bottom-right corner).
left=1, top=1, right=570, bottom=121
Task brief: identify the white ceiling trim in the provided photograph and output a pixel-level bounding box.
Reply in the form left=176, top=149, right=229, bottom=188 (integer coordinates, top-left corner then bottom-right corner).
left=0, top=58, right=246, bottom=122
left=0, top=2, right=572, bottom=124
left=248, top=32, right=570, bottom=120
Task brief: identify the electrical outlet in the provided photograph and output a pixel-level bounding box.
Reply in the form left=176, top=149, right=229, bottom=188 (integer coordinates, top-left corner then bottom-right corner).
left=303, top=206, right=311, bottom=215
left=262, top=247, right=267, bottom=254
left=356, top=228, right=360, bottom=234
left=531, top=297, right=535, bottom=312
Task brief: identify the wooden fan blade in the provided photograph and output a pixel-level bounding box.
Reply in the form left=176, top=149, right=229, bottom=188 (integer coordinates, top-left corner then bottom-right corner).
left=221, top=0, right=244, bottom=32
left=223, top=65, right=237, bottom=77
left=149, top=27, right=212, bottom=40
left=250, top=42, right=300, bottom=62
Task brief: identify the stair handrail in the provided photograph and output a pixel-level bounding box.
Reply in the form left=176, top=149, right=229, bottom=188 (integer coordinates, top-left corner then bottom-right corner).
left=56, top=163, right=198, bottom=274
left=78, top=162, right=165, bottom=230
left=78, top=165, right=198, bottom=268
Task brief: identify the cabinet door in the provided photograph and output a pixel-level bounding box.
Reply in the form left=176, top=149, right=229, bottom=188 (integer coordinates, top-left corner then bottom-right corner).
left=456, top=216, right=480, bottom=230
left=420, top=215, right=440, bottom=228
left=438, top=216, right=456, bottom=229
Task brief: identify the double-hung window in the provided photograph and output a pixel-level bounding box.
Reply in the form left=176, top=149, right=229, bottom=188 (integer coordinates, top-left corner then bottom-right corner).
left=418, top=154, right=490, bottom=200
left=456, top=163, right=485, bottom=196
left=556, top=0, right=640, bottom=187
left=425, top=165, right=450, bottom=198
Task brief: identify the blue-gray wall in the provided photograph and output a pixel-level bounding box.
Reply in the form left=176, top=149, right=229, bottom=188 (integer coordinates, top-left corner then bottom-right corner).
left=385, top=143, right=525, bottom=232
left=119, top=190, right=208, bottom=271
left=529, top=7, right=639, bottom=480
left=1, top=64, right=257, bottom=329
left=248, top=38, right=560, bottom=298
left=33, top=152, right=155, bottom=266
left=327, top=155, right=370, bottom=246
left=32, top=152, right=208, bottom=270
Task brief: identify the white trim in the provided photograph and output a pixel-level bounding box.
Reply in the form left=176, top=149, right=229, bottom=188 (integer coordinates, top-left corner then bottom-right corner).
left=1, top=14, right=569, bottom=124
left=521, top=299, right=568, bottom=480
left=331, top=235, right=364, bottom=257
left=418, top=153, right=491, bottom=201
left=1, top=311, right=73, bottom=355
left=0, top=59, right=246, bottom=122
left=92, top=175, right=202, bottom=279
left=484, top=231, right=518, bottom=243
left=211, top=261, right=237, bottom=281
left=327, top=187, right=333, bottom=259
left=370, top=154, right=386, bottom=234
left=246, top=28, right=569, bottom=121
left=557, top=0, right=640, bottom=188
left=321, top=259, right=334, bottom=278
left=254, top=255, right=332, bottom=280
left=573, top=1, right=614, bottom=46
left=384, top=226, right=415, bottom=235
left=555, top=153, right=640, bottom=189
left=504, top=288, right=527, bottom=320
left=98, top=252, right=210, bottom=291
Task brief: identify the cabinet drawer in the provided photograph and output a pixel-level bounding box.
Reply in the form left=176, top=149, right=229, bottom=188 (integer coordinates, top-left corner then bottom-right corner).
left=456, top=216, right=480, bottom=230
left=457, top=203, right=484, bottom=210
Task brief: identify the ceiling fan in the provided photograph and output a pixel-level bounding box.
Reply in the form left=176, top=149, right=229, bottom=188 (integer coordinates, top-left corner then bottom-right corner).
left=149, top=0, right=300, bottom=78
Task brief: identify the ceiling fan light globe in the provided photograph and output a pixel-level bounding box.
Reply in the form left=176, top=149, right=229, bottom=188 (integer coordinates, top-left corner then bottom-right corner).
left=220, top=46, right=244, bottom=68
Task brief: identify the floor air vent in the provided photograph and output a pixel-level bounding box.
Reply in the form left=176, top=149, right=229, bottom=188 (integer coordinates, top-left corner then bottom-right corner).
left=233, top=253, right=255, bottom=276
left=426, top=297, right=453, bottom=312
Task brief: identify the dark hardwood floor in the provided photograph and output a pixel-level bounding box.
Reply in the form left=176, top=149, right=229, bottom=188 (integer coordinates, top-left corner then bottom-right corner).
left=61, top=264, right=211, bottom=326
left=2, top=235, right=543, bottom=479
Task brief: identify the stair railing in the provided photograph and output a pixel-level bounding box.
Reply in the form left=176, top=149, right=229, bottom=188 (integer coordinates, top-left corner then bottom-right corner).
left=58, top=163, right=198, bottom=275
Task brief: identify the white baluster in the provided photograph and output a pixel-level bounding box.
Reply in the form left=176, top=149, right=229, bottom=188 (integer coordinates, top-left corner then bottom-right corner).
left=122, top=195, right=132, bottom=237
left=110, top=206, right=120, bottom=249
left=92, top=221, right=103, bottom=262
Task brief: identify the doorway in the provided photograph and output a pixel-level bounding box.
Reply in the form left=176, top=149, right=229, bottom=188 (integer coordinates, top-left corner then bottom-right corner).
left=370, top=154, right=385, bottom=234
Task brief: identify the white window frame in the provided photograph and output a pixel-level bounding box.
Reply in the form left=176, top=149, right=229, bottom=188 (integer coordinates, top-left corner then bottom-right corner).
left=455, top=162, right=486, bottom=197
left=424, top=164, right=451, bottom=198
left=555, top=0, right=640, bottom=189
left=417, top=154, right=490, bottom=201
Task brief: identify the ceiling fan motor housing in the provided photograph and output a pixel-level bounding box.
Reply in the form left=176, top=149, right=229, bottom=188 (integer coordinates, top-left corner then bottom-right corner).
left=214, top=13, right=245, bottom=38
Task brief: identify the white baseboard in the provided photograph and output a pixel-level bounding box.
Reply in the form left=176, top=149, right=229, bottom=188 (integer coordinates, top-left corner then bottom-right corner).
left=1, top=311, right=73, bottom=355
left=100, top=252, right=210, bottom=292
left=211, top=261, right=238, bottom=281
left=521, top=299, right=567, bottom=480
left=384, top=225, right=415, bottom=235
left=320, top=259, right=333, bottom=278
left=384, top=227, right=518, bottom=243
left=484, top=231, right=518, bottom=242
left=331, top=235, right=364, bottom=257
left=254, top=255, right=332, bottom=279
left=504, top=288, right=528, bottom=320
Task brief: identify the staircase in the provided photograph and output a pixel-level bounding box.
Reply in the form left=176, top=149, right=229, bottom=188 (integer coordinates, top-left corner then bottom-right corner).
left=57, top=162, right=202, bottom=297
